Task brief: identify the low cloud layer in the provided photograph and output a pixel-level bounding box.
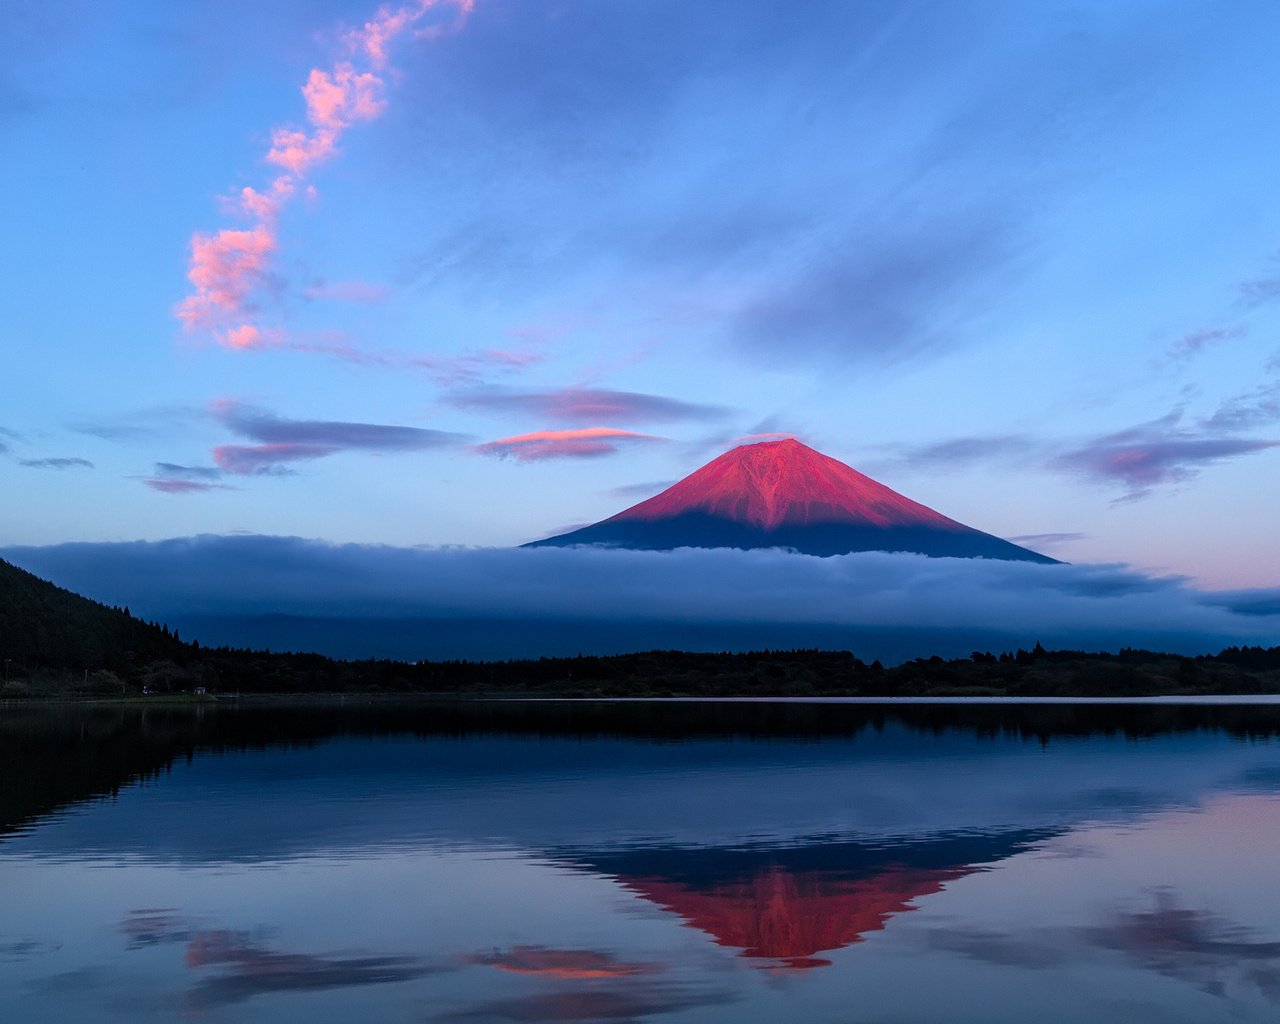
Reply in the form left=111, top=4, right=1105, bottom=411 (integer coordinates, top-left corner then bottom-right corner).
left=4, top=536, right=1278, bottom=662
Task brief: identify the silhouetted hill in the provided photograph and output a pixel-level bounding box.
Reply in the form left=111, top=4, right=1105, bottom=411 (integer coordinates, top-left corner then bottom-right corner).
left=0, top=557, right=190, bottom=693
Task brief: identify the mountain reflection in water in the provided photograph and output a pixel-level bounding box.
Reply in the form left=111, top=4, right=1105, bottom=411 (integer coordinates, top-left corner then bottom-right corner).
left=3, top=701, right=1280, bottom=1023
left=564, top=832, right=1048, bottom=968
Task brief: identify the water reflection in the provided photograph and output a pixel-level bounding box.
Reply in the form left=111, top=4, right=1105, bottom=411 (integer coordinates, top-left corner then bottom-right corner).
left=182, top=930, right=436, bottom=1012
left=2, top=703, right=1280, bottom=1022
left=433, top=984, right=734, bottom=1023
left=1088, top=892, right=1280, bottom=998
left=468, top=947, right=661, bottom=979
left=567, top=832, right=1048, bottom=969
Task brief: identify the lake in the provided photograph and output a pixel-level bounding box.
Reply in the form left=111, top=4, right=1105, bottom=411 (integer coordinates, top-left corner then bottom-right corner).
left=3, top=699, right=1280, bottom=1022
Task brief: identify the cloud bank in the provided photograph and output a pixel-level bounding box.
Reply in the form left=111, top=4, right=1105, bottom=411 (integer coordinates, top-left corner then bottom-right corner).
left=4, top=537, right=1278, bottom=663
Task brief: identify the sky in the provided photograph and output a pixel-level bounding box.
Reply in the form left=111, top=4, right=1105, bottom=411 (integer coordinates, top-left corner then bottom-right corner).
left=2, top=0, right=1280, bottom=654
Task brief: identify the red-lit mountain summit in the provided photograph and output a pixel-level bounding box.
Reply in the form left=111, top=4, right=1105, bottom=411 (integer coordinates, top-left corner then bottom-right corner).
left=528, top=438, right=1056, bottom=562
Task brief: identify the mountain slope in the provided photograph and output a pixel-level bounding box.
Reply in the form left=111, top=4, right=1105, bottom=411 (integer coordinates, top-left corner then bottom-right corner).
left=0, top=557, right=188, bottom=676
left=528, top=438, right=1056, bottom=562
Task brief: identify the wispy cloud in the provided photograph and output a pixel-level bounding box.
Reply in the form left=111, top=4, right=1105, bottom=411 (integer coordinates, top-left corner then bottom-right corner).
left=1007, top=532, right=1087, bottom=550
left=1053, top=411, right=1277, bottom=499
left=606, top=479, right=675, bottom=501
left=1167, top=325, right=1247, bottom=361
left=1241, top=275, right=1280, bottom=305
left=451, top=387, right=726, bottom=426
left=301, top=279, right=392, bottom=303
left=411, top=348, right=545, bottom=386
left=215, top=401, right=464, bottom=451
left=72, top=407, right=202, bottom=442
left=175, top=0, right=473, bottom=348
left=1202, top=381, right=1280, bottom=433
left=902, top=435, right=1039, bottom=471
left=730, top=212, right=1016, bottom=365
left=19, top=457, right=93, bottom=470
left=476, top=427, right=662, bottom=462
left=143, top=478, right=233, bottom=495
left=155, top=462, right=222, bottom=481
left=212, top=443, right=339, bottom=476
left=209, top=400, right=465, bottom=475
left=140, top=462, right=234, bottom=494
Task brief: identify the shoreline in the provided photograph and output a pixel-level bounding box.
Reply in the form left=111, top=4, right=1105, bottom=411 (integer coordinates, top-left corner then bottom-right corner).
left=8, top=691, right=1280, bottom=708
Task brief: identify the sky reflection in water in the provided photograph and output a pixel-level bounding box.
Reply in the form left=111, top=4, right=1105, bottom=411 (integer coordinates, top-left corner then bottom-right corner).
left=2, top=703, right=1280, bottom=1022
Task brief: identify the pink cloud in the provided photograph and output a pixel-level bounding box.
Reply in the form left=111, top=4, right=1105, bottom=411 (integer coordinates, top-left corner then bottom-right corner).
left=235, top=177, right=295, bottom=221
left=213, top=443, right=339, bottom=475
left=265, top=126, right=339, bottom=176
left=175, top=225, right=277, bottom=333
left=220, top=325, right=269, bottom=350
left=350, top=0, right=474, bottom=68
left=476, top=427, right=662, bottom=462
left=304, top=64, right=385, bottom=129
left=177, top=0, right=474, bottom=348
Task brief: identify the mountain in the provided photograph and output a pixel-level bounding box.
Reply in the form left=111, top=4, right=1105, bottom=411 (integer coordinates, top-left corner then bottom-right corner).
left=527, top=438, right=1057, bottom=562
left=0, top=557, right=188, bottom=681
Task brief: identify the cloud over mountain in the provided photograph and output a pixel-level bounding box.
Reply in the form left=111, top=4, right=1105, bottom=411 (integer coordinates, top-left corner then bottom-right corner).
left=4, top=536, right=1277, bottom=663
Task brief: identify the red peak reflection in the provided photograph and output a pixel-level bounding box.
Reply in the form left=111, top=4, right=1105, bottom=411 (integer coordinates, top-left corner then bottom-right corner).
left=469, top=946, right=659, bottom=980
left=620, top=863, right=972, bottom=969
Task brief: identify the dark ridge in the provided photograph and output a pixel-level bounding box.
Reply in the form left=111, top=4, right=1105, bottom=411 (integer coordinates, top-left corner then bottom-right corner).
left=0, top=556, right=189, bottom=681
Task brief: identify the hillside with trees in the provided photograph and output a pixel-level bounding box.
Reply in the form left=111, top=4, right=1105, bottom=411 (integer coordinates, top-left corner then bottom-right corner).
left=0, top=558, right=193, bottom=695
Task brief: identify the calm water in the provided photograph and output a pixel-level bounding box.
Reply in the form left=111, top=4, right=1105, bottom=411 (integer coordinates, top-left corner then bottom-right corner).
left=4, top=700, right=1280, bottom=1023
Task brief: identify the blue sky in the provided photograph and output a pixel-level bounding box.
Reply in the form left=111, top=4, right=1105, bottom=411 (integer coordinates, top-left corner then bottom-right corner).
left=3, top=0, right=1280, bottom=593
